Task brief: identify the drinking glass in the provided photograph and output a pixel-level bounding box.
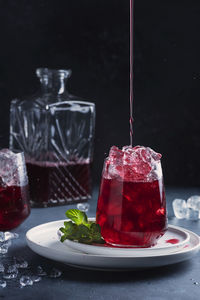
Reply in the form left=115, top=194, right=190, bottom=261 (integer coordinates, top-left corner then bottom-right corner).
left=0, top=149, right=30, bottom=230
left=96, top=146, right=167, bottom=248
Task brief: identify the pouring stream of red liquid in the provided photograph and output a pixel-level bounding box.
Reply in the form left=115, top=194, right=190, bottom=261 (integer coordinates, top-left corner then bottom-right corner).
left=130, top=0, right=134, bottom=146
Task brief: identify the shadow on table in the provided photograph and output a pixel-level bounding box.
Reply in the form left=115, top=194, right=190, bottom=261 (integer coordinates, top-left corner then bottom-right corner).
left=58, top=260, right=191, bottom=283
left=13, top=244, right=193, bottom=284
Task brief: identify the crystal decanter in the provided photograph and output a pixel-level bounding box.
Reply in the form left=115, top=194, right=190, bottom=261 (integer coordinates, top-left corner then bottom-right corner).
left=10, top=68, right=95, bottom=207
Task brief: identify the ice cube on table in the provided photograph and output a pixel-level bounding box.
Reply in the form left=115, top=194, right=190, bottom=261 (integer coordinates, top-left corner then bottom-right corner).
left=0, top=263, right=4, bottom=273
left=77, top=203, right=90, bottom=212
left=20, top=276, right=33, bottom=287
left=37, top=266, right=47, bottom=276
left=31, top=276, right=42, bottom=283
left=0, top=240, right=12, bottom=254
left=3, top=272, right=18, bottom=279
left=187, top=195, right=200, bottom=211
left=49, top=268, right=62, bottom=278
left=0, top=232, right=5, bottom=242
left=172, top=199, right=187, bottom=219
left=14, top=257, right=28, bottom=269
left=5, top=232, right=19, bottom=241
left=186, top=207, right=199, bottom=220
left=7, top=265, right=18, bottom=274
left=0, top=232, right=18, bottom=242
left=0, top=280, right=6, bottom=288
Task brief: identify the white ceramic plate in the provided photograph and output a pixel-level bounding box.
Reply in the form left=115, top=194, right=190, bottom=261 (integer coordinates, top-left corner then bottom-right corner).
left=59, top=219, right=190, bottom=256
left=26, top=220, right=200, bottom=271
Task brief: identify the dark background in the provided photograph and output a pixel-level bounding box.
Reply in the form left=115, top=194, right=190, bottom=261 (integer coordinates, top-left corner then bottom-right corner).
left=0, top=0, right=199, bottom=186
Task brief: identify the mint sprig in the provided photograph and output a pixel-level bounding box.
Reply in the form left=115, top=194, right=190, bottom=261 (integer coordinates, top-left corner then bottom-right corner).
left=59, top=209, right=104, bottom=245
left=65, top=209, right=88, bottom=225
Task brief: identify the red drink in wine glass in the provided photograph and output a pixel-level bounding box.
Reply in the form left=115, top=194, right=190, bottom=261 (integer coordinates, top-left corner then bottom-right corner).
left=96, top=146, right=167, bottom=247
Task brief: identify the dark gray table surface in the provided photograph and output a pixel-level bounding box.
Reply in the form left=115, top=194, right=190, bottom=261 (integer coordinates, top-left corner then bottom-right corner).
left=1, top=186, right=200, bottom=300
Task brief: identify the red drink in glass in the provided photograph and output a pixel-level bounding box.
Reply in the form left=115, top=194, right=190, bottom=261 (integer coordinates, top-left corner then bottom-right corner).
left=0, top=185, right=30, bottom=231
left=0, top=149, right=30, bottom=231
left=96, top=146, right=167, bottom=247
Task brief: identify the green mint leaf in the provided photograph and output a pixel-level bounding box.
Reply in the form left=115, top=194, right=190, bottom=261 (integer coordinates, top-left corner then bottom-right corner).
left=90, top=223, right=101, bottom=233
left=64, top=221, right=77, bottom=235
left=60, top=209, right=105, bottom=245
left=78, top=224, right=90, bottom=237
left=65, top=209, right=88, bottom=225
left=79, top=237, right=93, bottom=244
left=72, top=224, right=90, bottom=241
left=90, top=231, right=102, bottom=242
left=89, top=223, right=104, bottom=243
left=64, top=221, right=74, bottom=230
left=59, top=221, right=79, bottom=242
left=59, top=227, right=66, bottom=234
left=60, top=234, right=67, bottom=243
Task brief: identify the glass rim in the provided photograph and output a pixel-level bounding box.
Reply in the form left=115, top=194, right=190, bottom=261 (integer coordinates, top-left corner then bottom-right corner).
left=47, top=100, right=95, bottom=110
left=0, top=149, right=26, bottom=159
left=36, top=68, right=72, bottom=79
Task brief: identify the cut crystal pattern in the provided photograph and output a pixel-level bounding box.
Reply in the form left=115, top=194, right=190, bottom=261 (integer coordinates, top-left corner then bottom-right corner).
left=10, top=69, right=95, bottom=207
